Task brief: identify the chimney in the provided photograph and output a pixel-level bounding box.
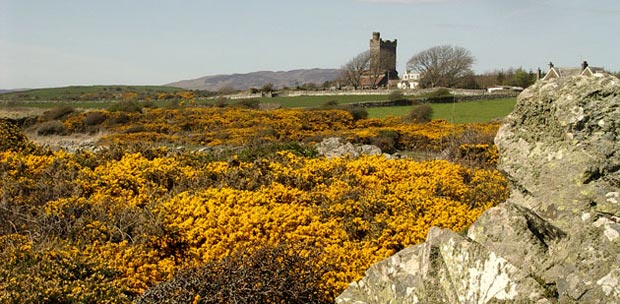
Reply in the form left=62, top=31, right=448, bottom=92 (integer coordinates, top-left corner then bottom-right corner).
left=581, top=61, right=588, bottom=71
left=548, top=62, right=554, bottom=69
left=537, top=67, right=542, bottom=80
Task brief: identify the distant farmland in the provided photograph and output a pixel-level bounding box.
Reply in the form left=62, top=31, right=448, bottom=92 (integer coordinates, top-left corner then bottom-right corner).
left=366, top=97, right=516, bottom=123
left=1, top=86, right=517, bottom=124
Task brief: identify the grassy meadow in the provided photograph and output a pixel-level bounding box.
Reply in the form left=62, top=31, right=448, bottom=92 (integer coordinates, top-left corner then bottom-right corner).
left=366, top=97, right=516, bottom=123
left=2, top=88, right=517, bottom=123
left=258, top=94, right=391, bottom=108
left=226, top=95, right=516, bottom=123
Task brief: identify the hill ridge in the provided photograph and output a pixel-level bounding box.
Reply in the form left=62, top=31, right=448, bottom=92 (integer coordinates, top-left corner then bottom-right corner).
left=166, top=68, right=341, bottom=91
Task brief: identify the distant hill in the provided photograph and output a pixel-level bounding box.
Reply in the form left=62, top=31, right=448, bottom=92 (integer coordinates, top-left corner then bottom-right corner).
left=167, top=69, right=342, bottom=91
left=0, top=89, right=29, bottom=94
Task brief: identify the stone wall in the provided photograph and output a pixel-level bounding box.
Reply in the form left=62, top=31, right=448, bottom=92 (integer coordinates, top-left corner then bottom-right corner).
left=224, top=89, right=511, bottom=102
left=348, top=93, right=517, bottom=108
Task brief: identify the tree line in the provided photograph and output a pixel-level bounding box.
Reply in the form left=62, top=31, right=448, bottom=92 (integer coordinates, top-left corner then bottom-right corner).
left=340, top=45, right=538, bottom=90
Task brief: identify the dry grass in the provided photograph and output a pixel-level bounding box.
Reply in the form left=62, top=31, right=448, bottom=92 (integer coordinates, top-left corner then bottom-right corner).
left=0, top=107, right=48, bottom=119
left=26, top=131, right=107, bottom=151
left=1, top=106, right=106, bottom=150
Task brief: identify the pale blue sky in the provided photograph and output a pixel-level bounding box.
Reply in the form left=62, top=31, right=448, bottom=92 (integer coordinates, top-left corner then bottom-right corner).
left=1, top=0, right=619, bottom=89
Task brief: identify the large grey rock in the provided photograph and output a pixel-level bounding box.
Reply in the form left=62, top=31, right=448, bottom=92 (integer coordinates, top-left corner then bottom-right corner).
left=496, top=73, right=620, bottom=229
left=338, top=227, right=551, bottom=304
left=316, top=137, right=382, bottom=159
left=336, top=74, right=620, bottom=303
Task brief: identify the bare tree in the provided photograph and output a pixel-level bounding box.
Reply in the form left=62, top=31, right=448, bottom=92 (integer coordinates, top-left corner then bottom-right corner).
left=340, top=50, right=386, bottom=89
left=406, top=45, right=475, bottom=88
left=340, top=51, right=371, bottom=89
left=366, top=60, right=384, bottom=89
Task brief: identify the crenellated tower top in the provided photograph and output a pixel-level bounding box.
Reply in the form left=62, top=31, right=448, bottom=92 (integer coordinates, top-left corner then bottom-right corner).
left=369, top=32, right=397, bottom=77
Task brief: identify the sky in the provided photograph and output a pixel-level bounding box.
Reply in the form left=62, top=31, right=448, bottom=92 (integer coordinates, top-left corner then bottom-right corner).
left=1, top=0, right=619, bottom=89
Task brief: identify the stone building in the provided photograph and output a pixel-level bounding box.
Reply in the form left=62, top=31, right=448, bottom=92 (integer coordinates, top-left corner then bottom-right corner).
left=370, top=32, right=397, bottom=78
left=361, top=32, right=399, bottom=88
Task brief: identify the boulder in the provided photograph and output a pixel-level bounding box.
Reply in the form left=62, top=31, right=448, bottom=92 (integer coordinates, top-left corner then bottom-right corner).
left=316, top=137, right=382, bottom=159
left=336, top=74, right=620, bottom=303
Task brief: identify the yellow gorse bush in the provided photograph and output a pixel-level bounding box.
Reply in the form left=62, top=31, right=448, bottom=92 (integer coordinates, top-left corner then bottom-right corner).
left=61, top=107, right=498, bottom=152
left=155, top=152, right=507, bottom=293
left=0, top=119, right=32, bottom=152
left=1, top=108, right=508, bottom=302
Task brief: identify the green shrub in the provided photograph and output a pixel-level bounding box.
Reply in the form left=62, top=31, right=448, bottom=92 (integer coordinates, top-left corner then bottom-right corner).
left=214, top=97, right=228, bottom=108
left=124, top=125, right=146, bottom=134
left=426, top=88, right=452, bottom=98
left=143, top=100, right=157, bottom=109
left=165, top=99, right=181, bottom=109
left=406, top=104, right=434, bottom=123
left=83, top=111, right=107, bottom=126
left=107, top=101, right=143, bottom=113
left=235, top=99, right=260, bottom=109
left=137, top=243, right=332, bottom=304
left=44, top=106, right=75, bottom=121
left=323, top=100, right=339, bottom=107
left=314, top=102, right=366, bottom=121
left=37, top=121, right=68, bottom=136
left=109, top=113, right=130, bottom=125
left=388, top=90, right=405, bottom=102
left=346, top=106, right=368, bottom=121
left=440, top=129, right=498, bottom=169
left=369, top=129, right=400, bottom=153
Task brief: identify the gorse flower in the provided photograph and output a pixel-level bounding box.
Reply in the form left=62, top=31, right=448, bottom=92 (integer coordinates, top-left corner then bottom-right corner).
left=59, top=107, right=499, bottom=153
left=0, top=119, right=32, bottom=152
left=0, top=108, right=508, bottom=303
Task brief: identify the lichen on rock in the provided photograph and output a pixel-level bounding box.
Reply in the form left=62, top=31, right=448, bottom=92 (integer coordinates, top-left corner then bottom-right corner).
left=336, top=74, right=620, bottom=303
left=315, top=137, right=383, bottom=159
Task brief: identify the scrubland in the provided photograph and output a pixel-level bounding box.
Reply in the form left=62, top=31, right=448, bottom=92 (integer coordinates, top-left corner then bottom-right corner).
left=0, top=105, right=508, bottom=303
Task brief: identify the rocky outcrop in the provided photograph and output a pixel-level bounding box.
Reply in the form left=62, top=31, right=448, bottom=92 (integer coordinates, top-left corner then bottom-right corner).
left=316, top=137, right=383, bottom=159
left=336, top=74, right=620, bottom=303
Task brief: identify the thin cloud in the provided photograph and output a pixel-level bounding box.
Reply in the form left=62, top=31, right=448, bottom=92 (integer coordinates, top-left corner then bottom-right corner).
left=433, top=23, right=481, bottom=30
left=586, top=8, right=620, bottom=16
left=357, top=0, right=451, bottom=4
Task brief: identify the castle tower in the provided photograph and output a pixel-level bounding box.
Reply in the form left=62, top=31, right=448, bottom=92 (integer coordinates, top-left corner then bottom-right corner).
left=369, top=32, right=398, bottom=79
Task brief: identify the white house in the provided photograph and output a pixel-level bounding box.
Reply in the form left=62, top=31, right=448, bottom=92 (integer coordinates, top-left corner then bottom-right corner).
left=397, top=71, right=421, bottom=89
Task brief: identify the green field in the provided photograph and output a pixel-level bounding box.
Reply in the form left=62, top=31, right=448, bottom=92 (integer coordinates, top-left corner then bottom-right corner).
left=366, top=97, right=517, bottom=123
left=1, top=89, right=516, bottom=124
left=0, top=85, right=183, bottom=101
left=221, top=94, right=390, bottom=108
left=270, top=95, right=390, bottom=108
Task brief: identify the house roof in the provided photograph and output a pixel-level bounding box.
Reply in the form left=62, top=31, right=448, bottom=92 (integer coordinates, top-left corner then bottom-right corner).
left=360, top=75, right=386, bottom=87
left=542, top=66, right=604, bottom=81
left=587, top=67, right=605, bottom=73
left=555, top=67, right=582, bottom=78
